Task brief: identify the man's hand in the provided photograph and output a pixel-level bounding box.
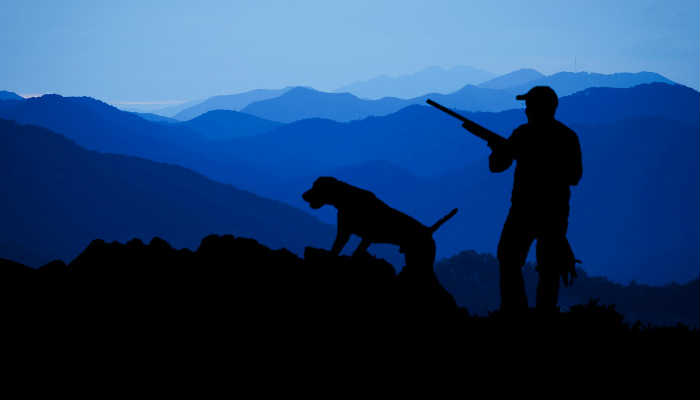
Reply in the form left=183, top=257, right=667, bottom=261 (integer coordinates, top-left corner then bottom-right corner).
left=487, top=139, right=502, bottom=150
left=470, top=124, right=507, bottom=150
left=560, top=241, right=580, bottom=287
left=488, top=137, right=513, bottom=173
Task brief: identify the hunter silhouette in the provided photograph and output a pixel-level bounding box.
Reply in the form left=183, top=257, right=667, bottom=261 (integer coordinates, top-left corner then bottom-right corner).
left=485, top=86, right=582, bottom=312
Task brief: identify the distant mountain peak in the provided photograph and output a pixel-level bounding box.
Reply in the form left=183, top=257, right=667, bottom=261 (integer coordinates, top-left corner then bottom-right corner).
left=173, top=87, right=296, bottom=121
left=513, top=70, right=676, bottom=97
left=0, top=90, right=24, bottom=101
left=30, top=93, right=110, bottom=107
left=182, top=109, right=283, bottom=139
left=286, top=86, right=320, bottom=94
left=477, top=68, right=545, bottom=90
left=336, top=65, right=496, bottom=99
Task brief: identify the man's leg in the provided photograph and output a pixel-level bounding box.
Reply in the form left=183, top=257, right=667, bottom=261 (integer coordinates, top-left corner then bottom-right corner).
left=497, top=209, right=534, bottom=313
left=534, top=253, right=560, bottom=312
left=534, top=216, right=570, bottom=311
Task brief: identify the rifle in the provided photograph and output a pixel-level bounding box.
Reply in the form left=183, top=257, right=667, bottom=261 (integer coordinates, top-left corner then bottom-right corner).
left=426, top=99, right=507, bottom=146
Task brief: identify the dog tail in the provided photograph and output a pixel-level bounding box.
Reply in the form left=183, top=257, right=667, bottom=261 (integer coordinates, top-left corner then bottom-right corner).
left=429, top=208, right=458, bottom=233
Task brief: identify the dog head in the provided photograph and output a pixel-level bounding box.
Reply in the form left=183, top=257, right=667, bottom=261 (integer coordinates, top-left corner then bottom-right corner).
left=302, top=176, right=343, bottom=209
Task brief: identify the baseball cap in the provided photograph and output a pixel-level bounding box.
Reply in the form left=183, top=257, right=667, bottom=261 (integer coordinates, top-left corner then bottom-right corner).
left=516, top=86, right=558, bottom=109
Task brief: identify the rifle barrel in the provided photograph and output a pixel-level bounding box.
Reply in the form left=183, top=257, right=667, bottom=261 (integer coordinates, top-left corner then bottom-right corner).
left=426, top=99, right=468, bottom=122
left=425, top=99, right=505, bottom=144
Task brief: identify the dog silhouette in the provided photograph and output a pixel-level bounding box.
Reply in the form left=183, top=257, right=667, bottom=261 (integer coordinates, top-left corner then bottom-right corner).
left=302, top=177, right=457, bottom=271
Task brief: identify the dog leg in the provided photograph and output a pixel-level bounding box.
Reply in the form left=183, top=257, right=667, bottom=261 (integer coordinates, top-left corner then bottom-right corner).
left=330, top=217, right=351, bottom=256
left=353, top=238, right=371, bottom=257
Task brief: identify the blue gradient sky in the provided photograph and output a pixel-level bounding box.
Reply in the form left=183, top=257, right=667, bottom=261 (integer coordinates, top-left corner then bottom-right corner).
left=1, top=0, right=697, bottom=104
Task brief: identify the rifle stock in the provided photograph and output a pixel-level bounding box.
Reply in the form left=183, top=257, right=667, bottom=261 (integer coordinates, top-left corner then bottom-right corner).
left=426, top=99, right=506, bottom=145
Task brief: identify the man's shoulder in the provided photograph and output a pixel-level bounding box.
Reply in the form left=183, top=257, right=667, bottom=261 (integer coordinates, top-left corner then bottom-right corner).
left=512, top=120, right=578, bottom=138
left=553, top=120, right=577, bottom=136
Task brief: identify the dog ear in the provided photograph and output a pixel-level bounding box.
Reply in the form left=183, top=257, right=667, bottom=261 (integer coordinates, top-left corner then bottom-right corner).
left=313, top=177, right=350, bottom=204
left=329, top=177, right=354, bottom=199
left=316, top=176, right=341, bottom=190
left=318, top=176, right=338, bottom=184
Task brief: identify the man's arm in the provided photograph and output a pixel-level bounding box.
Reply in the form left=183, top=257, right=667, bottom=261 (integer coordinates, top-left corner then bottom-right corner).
left=488, top=135, right=515, bottom=173
left=569, top=132, right=583, bottom=186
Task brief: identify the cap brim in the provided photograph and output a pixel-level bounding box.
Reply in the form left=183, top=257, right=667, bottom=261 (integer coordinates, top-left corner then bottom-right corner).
left=516, top=94, right=527, bottom=100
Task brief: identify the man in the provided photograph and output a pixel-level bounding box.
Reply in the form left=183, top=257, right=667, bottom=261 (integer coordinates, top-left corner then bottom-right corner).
left=483, top=86, right=582, bottom=312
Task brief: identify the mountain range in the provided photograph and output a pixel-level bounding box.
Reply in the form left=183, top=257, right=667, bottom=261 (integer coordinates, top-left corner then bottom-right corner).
left=222, top=83, right=699, bottom=284
left=477, top=68, right=545, bottom=89
left=0, top=94, right=275, bottom=190
left=133, top=112, right=179, bottom=124
left=173, top=87, right=294, bottom=121
left=0, top=118, right=333, bottom=267
left=222, top=83, right=700, bottom=178
left=0, top=82, right=697, bottom=285
left=0, top=90, right=23, bottom=101
left=240, top=87, right=408, bottom=123
left=241, top=71, right=675, bottom=123
left=181, top=110, right=283, bottom=140
left=117, top=98, right=202, bottom=116
left=509, top=71, right=674, bottom=98
left=170, top=70, right=674, bottom=122
left=334, top=65, right=496, bottom=99
left=333, top=68, right=671, bottom=101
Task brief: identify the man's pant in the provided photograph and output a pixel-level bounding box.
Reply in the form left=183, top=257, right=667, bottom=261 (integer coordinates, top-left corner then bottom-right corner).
left=497, top=204, right=571, bottom=312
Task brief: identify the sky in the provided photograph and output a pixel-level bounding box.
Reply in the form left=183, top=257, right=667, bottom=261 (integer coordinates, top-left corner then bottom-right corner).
left=1, top=0, right=698, bottom=106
